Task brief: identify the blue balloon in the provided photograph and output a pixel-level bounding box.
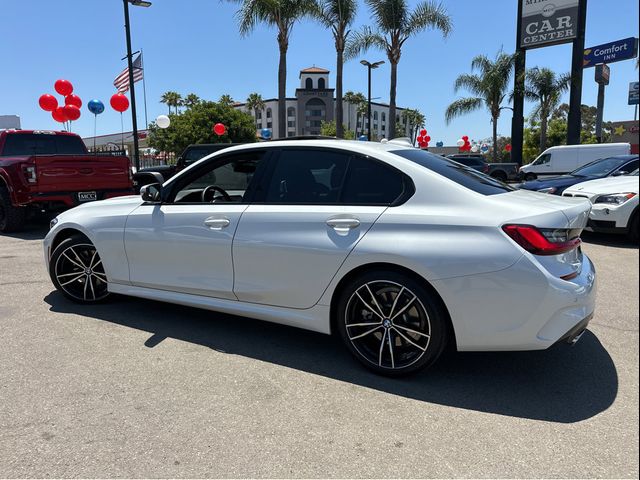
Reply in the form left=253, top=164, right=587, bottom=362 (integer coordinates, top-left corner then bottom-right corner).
left=87, top=99, right=105, bottom=115
left=358, top=135, right=368, bottom=141
left=436, top=141, right=444, bottom=148
left=261, top=128, right=272, bottom=139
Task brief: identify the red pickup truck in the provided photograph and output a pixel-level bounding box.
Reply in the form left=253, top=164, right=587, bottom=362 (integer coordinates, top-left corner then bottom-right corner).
left=0, top=130, right=133, bottom=232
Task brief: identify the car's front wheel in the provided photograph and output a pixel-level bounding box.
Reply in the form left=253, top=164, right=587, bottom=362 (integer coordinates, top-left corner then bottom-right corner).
left=336, top=270, right=449, bottom=376
left=49, top=234, right=110, bottom=303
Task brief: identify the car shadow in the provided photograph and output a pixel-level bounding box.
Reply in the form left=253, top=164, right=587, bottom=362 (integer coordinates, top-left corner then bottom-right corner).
left=582, top=231, right=638, bottom=249
left=44, top=291, right=617, bottom=424
left=1, top=219, right=49, bottom=241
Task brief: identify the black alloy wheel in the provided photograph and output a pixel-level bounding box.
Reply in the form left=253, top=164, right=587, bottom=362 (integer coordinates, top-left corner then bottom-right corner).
left=337, top=271, right=448, bottom=376
left=49, top=235, right=110, bottom=303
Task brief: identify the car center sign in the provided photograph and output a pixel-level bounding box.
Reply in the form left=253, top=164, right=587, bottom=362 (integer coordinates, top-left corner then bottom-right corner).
left=583, top=37, right=639, bottom=68
left=520, top=0, right=579, bottom=49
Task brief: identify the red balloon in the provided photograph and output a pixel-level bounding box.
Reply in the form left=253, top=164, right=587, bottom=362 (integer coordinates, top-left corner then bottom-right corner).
left=505, top=144, right=512, bottom=152
left=425, top=135, right=431, bottom=142
left=419, top=128, right=427, bottom=137
left=417, top=135, right=424, bottom=143
left=110, top=93, right=130, bottom=112
left=54, top=79, right=73, bottom=96
left=39, top=94, right=58, bottom=112
left=462, top=135, right=469, bottom=141
left=52, top=107, right=68, bottom=123
left=213, top=123, right=226, bottom=136
left=65, top=94, right=82, bottom=108
left=63, top=104, right=81, bottom=121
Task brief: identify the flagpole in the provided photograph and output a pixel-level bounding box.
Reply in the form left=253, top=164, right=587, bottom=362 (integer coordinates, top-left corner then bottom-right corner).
left=141, top=49, right=149, bottom=132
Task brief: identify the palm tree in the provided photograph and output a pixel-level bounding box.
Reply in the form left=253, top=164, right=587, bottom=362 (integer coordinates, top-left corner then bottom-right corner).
left=343, top=91, right=366, bottom=133
left=230, top=0, right=316, bottom=138
left=347, top=0, right=451, bottom=139
left=445, top=51, right=517, bottom=162
left=183, top=93, right=201, bottom=109
left=312, top=0, right=358, bottom=138
left=160, top=91, right=182, bottom=115
left=524, top=67, right=570, bottom=151
left=403, top=108, right=426, bottom=144
left=246, top=92, right=266, bottom=129
left=219, top=94, right=236, bottom=107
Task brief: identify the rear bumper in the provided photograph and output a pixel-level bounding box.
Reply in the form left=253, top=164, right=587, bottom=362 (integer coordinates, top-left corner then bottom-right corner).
left=16, top=188, right=134, bottom=209
left=432, top=253, right=597, bottom=352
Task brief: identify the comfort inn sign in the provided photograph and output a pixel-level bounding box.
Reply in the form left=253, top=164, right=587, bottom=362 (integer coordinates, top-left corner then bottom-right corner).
left=520, top=0, right=579, bottom=49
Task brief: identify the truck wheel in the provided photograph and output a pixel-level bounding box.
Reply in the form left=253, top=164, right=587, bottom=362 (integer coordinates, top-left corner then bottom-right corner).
left=491, top=171, right=507, bottom=182
left=628, top=212, right=639, bottom=243
left=524, top=173, right=537, bottom=182
left=0, top=186, right=26, bottom=233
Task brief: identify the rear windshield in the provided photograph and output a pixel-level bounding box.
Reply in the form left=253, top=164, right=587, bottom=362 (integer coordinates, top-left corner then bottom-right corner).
left=1, top=133, right=87, bottom=156
left=392, top=149, right=514, bottom=195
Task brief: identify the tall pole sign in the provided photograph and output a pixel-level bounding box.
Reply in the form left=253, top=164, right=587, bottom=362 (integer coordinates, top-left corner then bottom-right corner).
left=594, top=63, right=610, bottom=143
left=512, top=0, right=583, bottom=161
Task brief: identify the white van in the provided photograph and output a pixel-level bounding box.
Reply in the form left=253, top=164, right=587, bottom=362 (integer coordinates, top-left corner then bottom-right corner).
left=519, top=143, right=631, bottom=180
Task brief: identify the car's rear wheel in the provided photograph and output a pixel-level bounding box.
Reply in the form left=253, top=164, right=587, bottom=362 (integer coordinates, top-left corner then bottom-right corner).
left=49, top=235, right=110, bottom=303
left=336, top=271, right=448, bottom=376
left=491, top=171, right=507, bottom=182
left=0, top=186, right=26, bottom=233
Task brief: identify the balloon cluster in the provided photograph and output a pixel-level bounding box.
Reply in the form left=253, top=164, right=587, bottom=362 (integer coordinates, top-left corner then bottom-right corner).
left=416, top=129, right=431, bottom=149
left=456, top=135, right=472, bottom=152
left=39, top=79, right=82, bottom=124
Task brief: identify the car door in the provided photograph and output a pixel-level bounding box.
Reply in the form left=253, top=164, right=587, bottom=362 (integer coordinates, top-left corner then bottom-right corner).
left=232, top=147, right=411, bottom=309
left=124, top=149, right=268, bottom=299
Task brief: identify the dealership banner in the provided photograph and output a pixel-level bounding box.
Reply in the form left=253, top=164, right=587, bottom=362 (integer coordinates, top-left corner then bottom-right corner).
left=520, top=0, right=579, bottom=49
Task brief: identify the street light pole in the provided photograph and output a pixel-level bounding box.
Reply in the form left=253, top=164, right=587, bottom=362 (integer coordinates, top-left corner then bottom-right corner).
left=360, top=60, right=385, bottom=141
left=122, top=0, right=151, bottom=171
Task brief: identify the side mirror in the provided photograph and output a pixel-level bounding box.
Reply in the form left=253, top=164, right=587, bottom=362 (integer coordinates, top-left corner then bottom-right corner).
left=612, top=170, right=628, bottom=176
left=140, top=183, right=162, bottom=203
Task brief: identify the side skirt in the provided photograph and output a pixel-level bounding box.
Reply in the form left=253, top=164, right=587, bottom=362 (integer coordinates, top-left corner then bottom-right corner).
left=107, top=282, right=332, bottom=335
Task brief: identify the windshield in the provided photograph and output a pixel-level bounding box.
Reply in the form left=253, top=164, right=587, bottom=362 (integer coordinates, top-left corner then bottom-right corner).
left=571, top=156, right=636, bottom=176
left=391, top=149, right=514, bottom=195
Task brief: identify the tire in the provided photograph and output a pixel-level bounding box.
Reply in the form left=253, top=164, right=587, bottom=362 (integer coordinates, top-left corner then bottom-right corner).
left=49, top=234, right=110, bottom=303
left=491, top=171, right=507, bottom=182
left=0, top=186, right=26, bottom=233
left=336, top=270, right=449, bottom=376
left=524, top=173, right=537, bottom=182
left=628, top=211, right=639, bottom=243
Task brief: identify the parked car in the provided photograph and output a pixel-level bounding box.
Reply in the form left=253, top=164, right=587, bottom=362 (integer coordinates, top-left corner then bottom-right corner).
left=563, top=169, right=639, bottom=242
left=519, top=143, right=631, bottom=181
left=44, top=138, right=595, bottom=376
left=446, top=154, right=519, bottom=182
left=519, top=155, right=639, bottom=195
left=134, top=143, right=238, bottom=189
left=0, top=129, right=133, bottom=232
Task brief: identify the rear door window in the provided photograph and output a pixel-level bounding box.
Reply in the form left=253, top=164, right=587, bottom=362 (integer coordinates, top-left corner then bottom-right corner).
left=392, top=149, right=513, bottom=196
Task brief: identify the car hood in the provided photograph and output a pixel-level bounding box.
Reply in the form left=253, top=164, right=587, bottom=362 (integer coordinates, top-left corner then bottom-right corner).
left=565, top=176, right=639, bottom=195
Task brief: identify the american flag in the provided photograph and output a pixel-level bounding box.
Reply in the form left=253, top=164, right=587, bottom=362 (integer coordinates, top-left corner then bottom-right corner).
left=113, top=54, right=143, bottom=93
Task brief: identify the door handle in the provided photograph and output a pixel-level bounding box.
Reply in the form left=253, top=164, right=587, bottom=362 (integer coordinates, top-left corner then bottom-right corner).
left=326, top=217, right=360, bottom=231
left=204, top=217, right=230, bottom=230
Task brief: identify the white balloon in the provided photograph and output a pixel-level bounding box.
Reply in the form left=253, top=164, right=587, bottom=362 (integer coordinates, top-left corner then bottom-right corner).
left=456, top=138, right=464, bottom=147
left=156, top=115, right=170, bottom=129
left=471, top=145, right=479, bottom=152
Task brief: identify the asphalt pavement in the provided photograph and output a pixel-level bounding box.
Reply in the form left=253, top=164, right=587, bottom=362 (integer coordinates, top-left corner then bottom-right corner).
left=0, top=223, right=638, bottom=478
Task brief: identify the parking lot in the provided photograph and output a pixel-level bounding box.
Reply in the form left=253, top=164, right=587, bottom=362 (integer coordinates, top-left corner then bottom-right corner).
left=0, top=223, right=638, bottom=478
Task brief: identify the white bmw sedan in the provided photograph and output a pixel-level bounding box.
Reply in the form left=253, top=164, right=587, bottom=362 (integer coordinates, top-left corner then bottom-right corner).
left=44, top=139, right=596, bottom=376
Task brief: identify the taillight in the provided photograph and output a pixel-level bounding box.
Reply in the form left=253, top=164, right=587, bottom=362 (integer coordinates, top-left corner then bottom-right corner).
left=23, top=165, right=37, bottom=184
left=502, top=224, right=581, bottom=256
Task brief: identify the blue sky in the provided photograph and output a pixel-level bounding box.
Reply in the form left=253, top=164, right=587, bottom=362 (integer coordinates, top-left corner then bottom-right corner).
left=1, top=0, right=638, bottom=145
